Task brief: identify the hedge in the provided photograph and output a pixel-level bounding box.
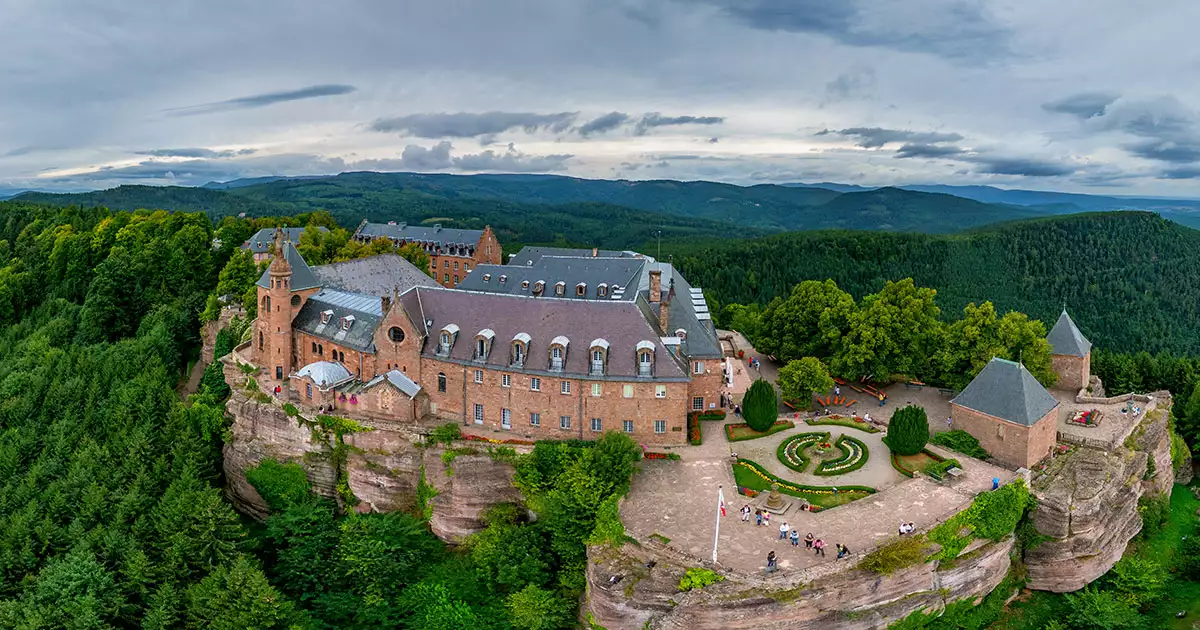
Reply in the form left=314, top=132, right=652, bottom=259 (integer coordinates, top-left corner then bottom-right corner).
left=931, top=429, right=990, bottom=460
left=734, top=458, right=876, bottom=495
left=815, top=435, right=870, bottom=476
left=776, top=432, right=829, bottom=473
left=805, top=415, right=882, bottom=434
left=726, top=420, right=795, bottom=442
left=697, top=410, right=727, bottom=421
left=923, top=458, right=962, bottom=481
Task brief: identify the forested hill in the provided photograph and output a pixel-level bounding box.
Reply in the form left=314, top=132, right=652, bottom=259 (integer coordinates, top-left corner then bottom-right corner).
left=675, top=211, right=1200, bottom=356
left=17, top=171, right=1069, bottom=236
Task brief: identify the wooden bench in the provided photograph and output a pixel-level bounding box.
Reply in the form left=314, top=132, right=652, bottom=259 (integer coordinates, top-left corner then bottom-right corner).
left=938, top=388, right=956, bottom=396
left=946, top=467, right=964, bottom=480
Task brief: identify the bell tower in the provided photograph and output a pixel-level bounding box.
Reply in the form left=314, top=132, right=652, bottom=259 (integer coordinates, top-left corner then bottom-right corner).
left=264, top=228, right=295, bottom=382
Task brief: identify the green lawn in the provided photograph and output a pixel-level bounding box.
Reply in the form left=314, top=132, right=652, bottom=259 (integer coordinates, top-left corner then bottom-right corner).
left=805, top=416, right=881, bottom=433
left=726, top=421, right=794, bottom=442
left=731, top=459, right=873, bottom=509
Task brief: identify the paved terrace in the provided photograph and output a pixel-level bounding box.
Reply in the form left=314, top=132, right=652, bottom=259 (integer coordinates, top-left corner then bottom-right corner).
left=622, top=414, right=1014, bottom=577
left=1052, top=388, right=1163, bottom=450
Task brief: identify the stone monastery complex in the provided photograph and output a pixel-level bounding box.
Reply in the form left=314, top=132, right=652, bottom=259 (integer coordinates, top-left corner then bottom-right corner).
left=247, top=226, right=725, bottom=444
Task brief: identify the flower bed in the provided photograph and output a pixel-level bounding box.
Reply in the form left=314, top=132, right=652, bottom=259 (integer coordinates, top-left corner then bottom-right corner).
left=732, top=458, right=875, bottom=509
left=890, top=449, right=945, bottom=478
left=776, top=432, right=830, bottom=473
left=644, top=451, right=681, bottom=461
left=806, top=415, right=882, bottom=434
left=463, top=434, right=535, bottom=446
left=815, top=435, right=870, bottom=476
left=1066, top=408, right=1102, bottom=427
left=726, top=420, right=795, bottom=442
left=687, top=413, right=702, bottom=445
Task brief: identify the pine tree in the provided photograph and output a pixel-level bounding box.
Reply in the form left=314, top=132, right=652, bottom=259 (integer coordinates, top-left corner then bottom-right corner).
left=885, top=405, right=930, bottom=456
left=742, top=379, right=778, bottom=432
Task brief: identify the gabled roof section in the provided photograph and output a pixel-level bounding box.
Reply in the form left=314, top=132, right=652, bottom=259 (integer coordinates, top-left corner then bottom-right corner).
left=364, top=369, right=422, bottom=398
left=255, top=241, right=321, bottom=291
left=506, top=246, right=651, bottom=267
left=293, top=289, right=383, bottom=353
left=1047, top=310, right=1092, bottom=357
left=311, top=254, right=438, bottom=296
left=457, top=257, right=644, bottom=301
left=358, top=222, right=483, bottom=248
left=951, top=358, right=1059, bottom=427
left=242, top=226, right=327, bottom=253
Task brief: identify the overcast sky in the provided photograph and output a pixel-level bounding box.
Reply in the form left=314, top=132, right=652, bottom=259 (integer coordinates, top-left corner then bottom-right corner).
left=4, top=0, right=1200, bottom=196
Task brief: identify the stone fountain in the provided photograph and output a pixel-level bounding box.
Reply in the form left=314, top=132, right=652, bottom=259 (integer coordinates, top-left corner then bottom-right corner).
left=754, top=483, right=792, bottom=515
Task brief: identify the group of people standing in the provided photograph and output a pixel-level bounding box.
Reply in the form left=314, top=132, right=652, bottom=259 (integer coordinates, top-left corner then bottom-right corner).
left=743, top=505, right=852, bottom=573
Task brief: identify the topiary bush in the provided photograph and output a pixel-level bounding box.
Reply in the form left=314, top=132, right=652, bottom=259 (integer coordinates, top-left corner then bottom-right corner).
left=931, top=429, right=989, bottom=459
left=884, top=405, right=929, bottom=456
left=742, top=379, right=778, bottom=432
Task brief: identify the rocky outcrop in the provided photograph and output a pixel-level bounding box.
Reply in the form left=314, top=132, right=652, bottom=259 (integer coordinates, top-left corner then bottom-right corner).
left=221, top=358, right=523, bottom=539
left=1134, top=404, right=1175, bottom=496
left=587, top=537, right=1014, bottom=630
left=202, top=307, right=242, bottom=364
left=1024, top=447, right=1145, bottom=592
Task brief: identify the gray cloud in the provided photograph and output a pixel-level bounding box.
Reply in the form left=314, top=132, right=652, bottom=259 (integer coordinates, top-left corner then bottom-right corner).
left=369, top=111, right=578, bottom=138
left=166, top=84, right=356, bottom=116
left=894, top=143, right=965, bottom=159
left=453, top=143, right=573, bottom=172
left=1124, top=139, right=1200, bottom=164
left=818, top=127, right=964, bottom=149
left=1043, top=92, right=1119, bottom=120
left=633, top=112, right=725, bottom=135
left=825, top=65, right=877, bottom=101
left=578, top=112, right=631, bottom=136
left=398, top=141, right=454, bottom=169
left=695, top=0, right=1010, bottom=60
left=1160, top=166, right=1200, bottom=179
left=136, top=147, right=257, bottom=158
left=966, top=156, right=1075, bottom=177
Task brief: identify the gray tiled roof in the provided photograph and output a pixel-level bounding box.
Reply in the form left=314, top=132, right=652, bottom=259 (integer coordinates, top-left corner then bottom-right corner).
left=364, top=369, right=422, bottom=398
left=295, top=361, right=353, bottom=388
left=457, top=257, right=645, bottom=301
left=636, top=263, right=723, bottom=359
left=293, top=289, right=383, bottom=353
left=951, top=358, right=1059, bottom=426
left=243, top=226, right=327, bottom=253
left=255, top=241, right=321, bottom=291
left=507, top=246, right=650, bottom=267
left=398, top=287, right=688, bottom=380
left=1047, top=310, right=1092, bottom=357
left=311, top=254, right=439, bottom=297
left=358, top=222, right=482, bottom=251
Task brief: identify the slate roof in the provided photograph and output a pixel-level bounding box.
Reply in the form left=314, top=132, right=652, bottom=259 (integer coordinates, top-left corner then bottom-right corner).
left=243, top=226, right=327, bottom=253
left=951, top=358, right=1059, bottom=426
left=311, top=254, right=439, bottom=296
left=457, top=257, right=645, bottom=301
left=636, top=263, right=723, bottom=359
left=363, top=369, right=422, bottom=398
left=293, top=289, right=383, bottom=353
left=295, top=361, right=354, bottom=388
left=507, top=246, right=650, bottom=267
left=397, top=287, right=689, bottom=380
left=1047, top=310, right=1092, bottom=357
left=255, top=241, right=321, bottom=291
left=357, top=222, right=482, bottom=252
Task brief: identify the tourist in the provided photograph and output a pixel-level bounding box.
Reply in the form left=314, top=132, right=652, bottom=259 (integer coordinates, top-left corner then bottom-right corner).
left=734, top=404, right=742, bottom=418
left=908, top=522, right=916, bottom=534
left=947, top=416, right=953, bottom=430
left=766, top=551, right=777, bottom=573
left=741, top=504, right=752, bottom=522
left=762, top=512, right=770, bottom=528
left=790, top=529, right=800, bottom=546
left=992, top=477, right=1000, bottom=491
left=878, top=392, right=885, bottom=407
left=755, top=509, right=763, bottom=526
left=778, top=521, right=790, bottom=540
left=834, top=385, right=841, bottom=396
left=836, top=544, right=852, bottom=561
left=898, top=522, right=908, bottom=536
left=804, top=532, right=814, bottom=549
left=863, top=412, right=872, bottom=423
left=813, top=538, right=826, bottom=557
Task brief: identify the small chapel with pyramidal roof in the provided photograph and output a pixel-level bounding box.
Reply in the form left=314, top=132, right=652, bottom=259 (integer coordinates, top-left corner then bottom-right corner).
left=949, top=310, right=1092, bottom=469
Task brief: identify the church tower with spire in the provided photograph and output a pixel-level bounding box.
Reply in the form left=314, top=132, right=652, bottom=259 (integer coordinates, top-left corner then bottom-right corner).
left=253, top=228, right=323, bottom=382
left=1047, top=309, right=1092, bottom=391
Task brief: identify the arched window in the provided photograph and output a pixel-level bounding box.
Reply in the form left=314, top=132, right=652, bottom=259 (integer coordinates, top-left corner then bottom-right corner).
left=589, top=339, right=609, bottom=375
left=598, top=283, right=608, bottom=298
left=554, top=282, right=565, bottom=296
left=437, top=373, right=447, bottom=393
left=441, top=332, right=450, bottom=346
left=264, top=296, right=271, bottom=313
left=477, top=338, right=486, bottom=357
left=637, top=340, right=655, bottom=377
left=576, top=283, right=586, bottom=296
left=318, top=344, right=323, bottom=355
left=291, top=295, right=301, bottom=307
left=388, top=327, right=405, bottom=343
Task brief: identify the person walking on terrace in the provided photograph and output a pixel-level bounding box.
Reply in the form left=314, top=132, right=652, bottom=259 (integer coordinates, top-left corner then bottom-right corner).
left=741, top=504, right=751, bottom=522
left=755, top=509, right=763, bottom=526
left=813, top=538, right=826, bottom=557
left=789, top=529, right=800, bottom=547
left=766, top=551, right=777, bottom=573
left=778, top=521, right=790, bottom=540
left=804, top=532, right=814, bottom=549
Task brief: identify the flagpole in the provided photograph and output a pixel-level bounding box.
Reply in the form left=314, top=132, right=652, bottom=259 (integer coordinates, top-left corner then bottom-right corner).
left=713, top=484, right=724, bottom=563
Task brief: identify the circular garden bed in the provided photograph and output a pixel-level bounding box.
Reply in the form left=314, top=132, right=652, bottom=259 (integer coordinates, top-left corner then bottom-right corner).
left=777, top=432, right=870, bottom=476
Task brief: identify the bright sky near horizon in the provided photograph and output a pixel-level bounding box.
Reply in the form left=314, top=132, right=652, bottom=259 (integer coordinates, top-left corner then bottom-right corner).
left=4, top=1, right=1200, bottom=195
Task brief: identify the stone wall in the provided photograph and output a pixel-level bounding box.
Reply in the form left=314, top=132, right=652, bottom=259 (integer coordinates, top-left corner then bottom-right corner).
left=950, top=403, right=1056, bottom=469
left=587, top=536, right=1015, bottom=630
left=221, top=357, right=524, bottom=541
left=1051, top=352, right=1089, bottom=391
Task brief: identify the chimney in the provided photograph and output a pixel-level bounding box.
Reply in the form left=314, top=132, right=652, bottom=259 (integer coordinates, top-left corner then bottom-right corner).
left=649, top=270, right=662, bottom=303
left=659, top=278, right=673, bottom=333
left=381, top=295, right=391, bottom=313
left=592, top=247, right=598, bottom=257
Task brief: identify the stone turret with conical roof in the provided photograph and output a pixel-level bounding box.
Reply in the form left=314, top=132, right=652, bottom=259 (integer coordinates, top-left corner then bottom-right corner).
left=1047, top=309, right=1092, bottom=391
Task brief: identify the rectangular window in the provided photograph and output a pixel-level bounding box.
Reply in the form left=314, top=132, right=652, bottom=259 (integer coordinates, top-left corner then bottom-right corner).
left=530, top=377, right=541, bottom=391
left=454, top=274, right=459, bottom=284
left=623, top=420, right=634, bottom=433
left=560, top=415, right=571, bottom=429
left=560, top=381, right=571, bottom=395
left=655, top=385, right=667, bottom=398
left=502, top=374, right=511, bottom=387
left=444, top=260, right=449, bottom=268
left=454, top=261, right=459, bottom=270
left=473, top=370, right=483, bottom=384
left=591, top=418, right=602, bottom=432
left=501, top=408, right=511, bottom=429
left=693, top=361, right=704, bottom=375
left=623, top=384, right=634, bottom=398
left=693, top=396, right=704, bottom=411
left=530, top=412, right=541, bottom=426
left=444, top=273, right=450, bottom=283
left=654, top=420, right=667, bottom=434
left=474, top=404, right=484, bottom=424
left=591, top=383, right=602, bottom=397
left=464, top=264, right=470, bottom=271
left=306, top=383, right=312, bottom=399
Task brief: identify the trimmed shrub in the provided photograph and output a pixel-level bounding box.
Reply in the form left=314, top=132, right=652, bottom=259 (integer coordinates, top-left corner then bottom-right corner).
left=923, top=458, right=961, bottom=480
left=742, top=379, right=778, bottom=432
left=931, top=429, right=989, bottom=459
left=884, top=405, right=929, bottom=456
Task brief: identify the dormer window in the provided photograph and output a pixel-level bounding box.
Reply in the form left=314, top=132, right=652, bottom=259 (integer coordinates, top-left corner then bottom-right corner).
left=636, top=340, right=655, bottom=377
left=439, top=324, right=460, bottom=355
left=474, top=329, right=495, bottom=361
left=675, top=328, right=688, bottom=340
left=320, top=309, right=333, bottom=325
left=533, top=281, right=545, bottom=296
left=549, top=335, right=569, bottom=370
left=576, top=282, right=586, bottom=296
left=521, top=280, right=530, bottom=290
left=589, top=339, right=610, bottom=376
left=554, top=281, right=565, bottom=296
left=598, top=283, right=608, bottom=298
left=483, top=273, right=491, bottom=282
left=511, top=332, right=530, bottom=367
left=341, top=315, right=355, bottom=331
left=499, top=275, right=507, bottom=284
